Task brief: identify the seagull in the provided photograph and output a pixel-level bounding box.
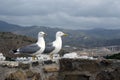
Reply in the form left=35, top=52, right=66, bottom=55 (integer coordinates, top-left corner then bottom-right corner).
left=43, top=31, right=68, bottom=59
left=10, top=31, right=46, bottom=60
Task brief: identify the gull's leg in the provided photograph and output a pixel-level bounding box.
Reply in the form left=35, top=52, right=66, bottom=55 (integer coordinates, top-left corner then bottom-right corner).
left=32, top=55, right=39, bottom=61
left=36, top=56, right=38, bottom=60
left=50, top=53, right=54, bottom=59
left=32, top=55, right=36, bottom=61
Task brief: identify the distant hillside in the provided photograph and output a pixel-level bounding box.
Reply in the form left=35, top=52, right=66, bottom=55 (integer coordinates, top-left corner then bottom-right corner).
left=1, top=20, right=120, bottom=48
left=0, top=32, right=36, bottom=58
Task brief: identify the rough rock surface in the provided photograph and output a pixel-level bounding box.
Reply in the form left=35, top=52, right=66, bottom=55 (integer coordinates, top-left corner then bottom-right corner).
left=59, top=59, right=120, bottom=80
left=0, top=59, right=120, bottom=80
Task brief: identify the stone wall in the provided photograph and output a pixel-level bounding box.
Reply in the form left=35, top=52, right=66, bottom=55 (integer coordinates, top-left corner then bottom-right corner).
left=59, top=59, right=120, bottom=80
left=0, top=59, right=120, bottom=80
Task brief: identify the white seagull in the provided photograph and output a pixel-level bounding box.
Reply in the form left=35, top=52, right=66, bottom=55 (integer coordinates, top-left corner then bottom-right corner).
left=11, top=31, right=46, bottom=60
left=43, top=31, right=68, bottom=59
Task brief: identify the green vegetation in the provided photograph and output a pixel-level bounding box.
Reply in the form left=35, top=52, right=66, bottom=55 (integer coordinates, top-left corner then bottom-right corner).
left=106, top=53, right=120, bottom=60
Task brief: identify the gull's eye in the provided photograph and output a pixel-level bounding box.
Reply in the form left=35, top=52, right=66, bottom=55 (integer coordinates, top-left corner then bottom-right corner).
left=41, top=32, right=43, bottom=34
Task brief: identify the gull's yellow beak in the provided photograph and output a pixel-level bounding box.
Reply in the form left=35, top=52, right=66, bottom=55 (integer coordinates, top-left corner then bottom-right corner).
left=63, top=33, right=68, bottom=36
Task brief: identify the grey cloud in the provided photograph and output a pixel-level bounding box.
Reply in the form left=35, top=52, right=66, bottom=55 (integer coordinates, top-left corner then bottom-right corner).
left=0, top=0, right=120, bottom=29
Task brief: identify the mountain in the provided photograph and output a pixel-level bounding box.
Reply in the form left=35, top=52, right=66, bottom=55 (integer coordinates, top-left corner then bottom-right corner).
left=0, top=20, right=22, bottom=31
left=0, top=20, right=120, bottom=48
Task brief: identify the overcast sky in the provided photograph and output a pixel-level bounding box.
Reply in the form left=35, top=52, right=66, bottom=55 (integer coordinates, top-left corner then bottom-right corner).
left=0, top=0, right=120, bottom=30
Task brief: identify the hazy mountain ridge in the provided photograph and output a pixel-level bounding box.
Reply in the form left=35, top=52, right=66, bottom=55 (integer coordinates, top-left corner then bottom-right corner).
left=0, top=20, right=120, bottom=48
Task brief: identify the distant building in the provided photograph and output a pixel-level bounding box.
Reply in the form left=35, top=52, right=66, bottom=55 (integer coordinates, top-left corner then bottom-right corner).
left=37, top=54, right=51, bottom=61
left=0, top=53, right=5, bottom=61
left=62, top=52, right=78, bottom=58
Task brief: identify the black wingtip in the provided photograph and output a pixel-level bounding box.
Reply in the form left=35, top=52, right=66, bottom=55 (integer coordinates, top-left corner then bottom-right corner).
left=9, top=49, right=17, bottom=54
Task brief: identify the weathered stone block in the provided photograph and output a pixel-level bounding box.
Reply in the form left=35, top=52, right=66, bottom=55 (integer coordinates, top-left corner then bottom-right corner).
left=48, top=75, right=57, bottom=80
left=18, top=62, right=30, bottom=69
left=5, top=70, right=27, bottom=80
left=43, top=65, right=59, bottom=72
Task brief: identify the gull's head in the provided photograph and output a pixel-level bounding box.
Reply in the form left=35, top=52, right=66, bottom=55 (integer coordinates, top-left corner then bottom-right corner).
left=38, top=31, right=47, bottom=37
left=56, top=31, right=68, bottom=37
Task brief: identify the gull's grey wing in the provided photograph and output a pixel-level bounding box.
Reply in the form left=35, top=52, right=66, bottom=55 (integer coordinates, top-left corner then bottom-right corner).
left=44, top=42, right=55, bottom=53
left=19, top=44, right=40, bottom=54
